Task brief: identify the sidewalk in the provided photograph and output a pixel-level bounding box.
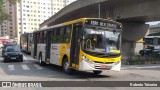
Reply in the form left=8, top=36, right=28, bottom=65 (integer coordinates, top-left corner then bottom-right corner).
left=121, top=64, right=160, bottom=70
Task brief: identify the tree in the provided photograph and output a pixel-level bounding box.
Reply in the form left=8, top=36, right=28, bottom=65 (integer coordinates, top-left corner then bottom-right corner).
left=0, top=0, right=20, bottom=24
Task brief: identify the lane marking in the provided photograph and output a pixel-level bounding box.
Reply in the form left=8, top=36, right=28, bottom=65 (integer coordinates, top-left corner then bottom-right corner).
left=135, top=66, right=160, bottom=69
left=121, top=66, right=160, bottom=70
left=33, top=64, right=43, bottom=70
left=23, top=55, right=27, bottom=60
left=8, top=65, right=14, bottom=70
left=21, top=64, right=29, bottom=70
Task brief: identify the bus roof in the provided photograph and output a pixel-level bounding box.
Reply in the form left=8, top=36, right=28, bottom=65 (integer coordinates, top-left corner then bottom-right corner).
left=35, top=18, right=122, bottom=33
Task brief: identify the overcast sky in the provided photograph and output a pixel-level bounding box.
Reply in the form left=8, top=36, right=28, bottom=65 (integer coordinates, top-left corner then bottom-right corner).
left=146, top=21, right=160, bottom=25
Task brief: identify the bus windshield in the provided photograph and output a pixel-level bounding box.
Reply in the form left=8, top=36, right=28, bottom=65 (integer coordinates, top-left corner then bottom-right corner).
left=82, top=26, right=121, bottom=54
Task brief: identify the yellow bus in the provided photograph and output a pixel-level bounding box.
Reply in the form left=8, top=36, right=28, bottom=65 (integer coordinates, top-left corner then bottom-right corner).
left=31, top=18, right=122, bottom=75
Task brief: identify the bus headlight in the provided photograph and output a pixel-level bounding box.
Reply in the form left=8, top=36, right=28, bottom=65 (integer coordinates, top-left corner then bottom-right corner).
left=84, top=59, right=95, bottom=64
left=82, top=56, right=86, bottom=59
left=82, top=56, right=94, bottom=64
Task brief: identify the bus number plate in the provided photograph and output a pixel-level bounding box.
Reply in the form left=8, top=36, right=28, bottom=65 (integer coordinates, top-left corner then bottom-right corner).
left=100, top=65, right=107, bottom=69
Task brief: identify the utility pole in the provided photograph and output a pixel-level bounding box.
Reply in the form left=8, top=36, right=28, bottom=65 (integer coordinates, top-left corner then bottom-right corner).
left=98, top=3, right=101, bottom=18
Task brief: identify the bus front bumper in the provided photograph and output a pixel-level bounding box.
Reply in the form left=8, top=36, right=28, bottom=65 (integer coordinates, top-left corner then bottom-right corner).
left=79, top=59, right=121, bottom=71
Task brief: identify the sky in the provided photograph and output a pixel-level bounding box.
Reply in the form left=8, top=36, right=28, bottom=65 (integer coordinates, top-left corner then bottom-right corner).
left=146, top=21, right=160, bottom=25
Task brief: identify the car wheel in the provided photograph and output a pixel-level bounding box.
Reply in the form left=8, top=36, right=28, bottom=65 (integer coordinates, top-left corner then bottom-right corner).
left=4, top=58, right=8, bottom=63
left=62, top=58, right=73, bottom=74
left=93, top=70, right=102, bottom=75
left=19, top=56, right=23, bottom=62
left=39, top=54, right=45, bottom=66
left=19, top=59, right=23, bottom=62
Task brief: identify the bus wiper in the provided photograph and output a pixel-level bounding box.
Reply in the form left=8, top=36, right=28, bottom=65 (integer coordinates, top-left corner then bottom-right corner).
left=108, top=52, right=121, bottom=56
left=98, top=54, right=110, bottom=57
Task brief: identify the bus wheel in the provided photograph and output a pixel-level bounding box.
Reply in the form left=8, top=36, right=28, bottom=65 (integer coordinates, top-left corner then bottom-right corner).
left=39, top=54, right=45, bottom=66
left=63, top=58, right=73, bottom=74
left=93, top=70, right=102, bottom=75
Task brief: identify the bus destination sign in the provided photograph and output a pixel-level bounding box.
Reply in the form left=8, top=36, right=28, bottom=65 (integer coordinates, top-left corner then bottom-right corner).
left=85, top=20, right=121, bottom=29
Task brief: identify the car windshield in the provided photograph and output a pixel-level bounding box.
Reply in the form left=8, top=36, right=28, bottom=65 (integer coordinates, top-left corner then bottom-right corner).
left=5, top=46, right=21, bottom=52
left=82, top=26, right=121, bottom=53
left=3, top=44, right=15, bottom=48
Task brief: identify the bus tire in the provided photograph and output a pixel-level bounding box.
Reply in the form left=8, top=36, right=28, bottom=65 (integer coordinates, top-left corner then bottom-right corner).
left=62, top=58, right=73, bottom=74
left=39, top=54, right=45, bottom=66
left=93, top=70, right=102, bottom=75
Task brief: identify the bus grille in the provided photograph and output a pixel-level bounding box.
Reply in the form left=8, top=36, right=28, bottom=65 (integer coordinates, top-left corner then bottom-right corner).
left=94, top=61, right=114, bottom=64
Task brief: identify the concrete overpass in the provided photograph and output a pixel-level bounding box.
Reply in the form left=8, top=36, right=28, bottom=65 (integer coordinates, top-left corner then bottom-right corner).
left=40, top=0, right=160, bottom=63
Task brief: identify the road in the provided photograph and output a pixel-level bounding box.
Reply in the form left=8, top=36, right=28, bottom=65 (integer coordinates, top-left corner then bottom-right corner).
left=0, top=49, right=160, bottom=90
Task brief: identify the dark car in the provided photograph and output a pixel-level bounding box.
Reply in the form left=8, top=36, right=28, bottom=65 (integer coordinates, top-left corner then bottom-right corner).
left=139, top=49, right=152, bottom=56
left=139, top=45, right=160, bottom=56
left=1, top=43, right=16, bottom=57
left=3, top=45, right=23, bottom=63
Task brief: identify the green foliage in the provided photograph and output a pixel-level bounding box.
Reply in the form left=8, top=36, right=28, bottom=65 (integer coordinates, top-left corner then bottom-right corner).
left=126, top=55, right=160, bottom=65
left=0, top=0, right=20, bottom=24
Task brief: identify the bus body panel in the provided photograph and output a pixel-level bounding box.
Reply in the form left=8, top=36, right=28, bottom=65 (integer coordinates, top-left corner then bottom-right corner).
left=78, top=49, right=121, bottom=71
left=59, top=43, right=71, bottom=66
left=50, top=44, right=60, bottom=65
left=49, top=43, right=70, bottom=66
left=79, top=60, right=121, bottom=71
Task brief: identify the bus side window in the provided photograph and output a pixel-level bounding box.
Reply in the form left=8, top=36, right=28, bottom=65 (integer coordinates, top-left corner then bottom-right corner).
left=40, top=31, right=46, bottom=43
left=59, top=27, right=65, bottom=42
left=56, top=28, right=60, bottom=43
left=52, top=29, right=56, bottom=43
left=64, top=25, right=71, bottom=43
left=38, top=32, right=41, bottom=43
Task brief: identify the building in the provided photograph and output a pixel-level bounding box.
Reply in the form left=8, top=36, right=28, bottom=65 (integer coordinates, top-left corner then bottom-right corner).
left=0, top=0, right=76, bottom=43
left=134, top=23, right=160, bottom=55
left=16, top=0, right=54, bottom=43
left=51, top=0, right=76, bottom=15
left=0, top=1, right=17, bottom=39
left=149, top=23, right=160, bottom=34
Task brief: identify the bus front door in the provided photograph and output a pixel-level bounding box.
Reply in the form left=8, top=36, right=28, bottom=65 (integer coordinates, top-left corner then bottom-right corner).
left=33, top=33, right=38, bottom=58
left=70, top=24, right=82, bottom=68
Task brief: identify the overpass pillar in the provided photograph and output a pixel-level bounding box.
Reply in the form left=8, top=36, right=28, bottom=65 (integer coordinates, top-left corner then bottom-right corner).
left=121, top=41, right=136, bottom=64
left=120, top=22, right=149, bottom=64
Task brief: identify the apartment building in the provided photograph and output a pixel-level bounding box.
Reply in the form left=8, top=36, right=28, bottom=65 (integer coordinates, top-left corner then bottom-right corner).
left=0, top=0, right=76, bottom=42
left=0, top=1, right=17, bottom=39
left=52, top=0, right=76, bottom=15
